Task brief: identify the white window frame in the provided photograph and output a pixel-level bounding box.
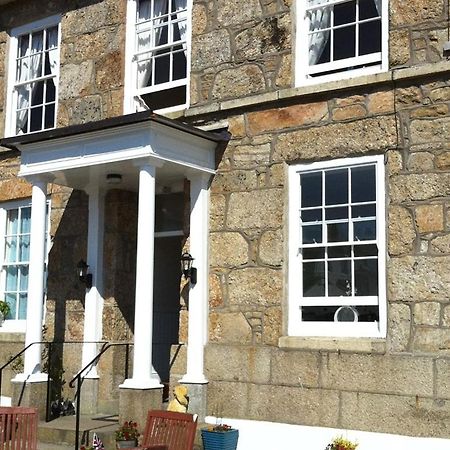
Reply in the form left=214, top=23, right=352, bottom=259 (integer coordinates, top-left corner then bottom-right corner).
left=295, top=0, right=389, bottom=86
left=4, top=14, right=61, bottom=138
left=124, top=0, right=192, bottom=115
left=287, top=155, right=387, bottom=338
left=0, top=198, right=51, bottom=333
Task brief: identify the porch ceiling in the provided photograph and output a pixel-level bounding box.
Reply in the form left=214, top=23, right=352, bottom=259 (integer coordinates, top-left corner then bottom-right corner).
left=0, top=111, right=228, bottom=192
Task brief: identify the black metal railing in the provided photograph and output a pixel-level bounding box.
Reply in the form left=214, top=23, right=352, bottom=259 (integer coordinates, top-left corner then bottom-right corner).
left=68, top=342, right=132, bottom=450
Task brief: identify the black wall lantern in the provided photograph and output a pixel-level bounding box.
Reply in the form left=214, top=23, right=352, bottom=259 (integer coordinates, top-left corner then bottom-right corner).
left=181, top=252, right=197, bottom=285
left=77, top=259, right=93, bottom=289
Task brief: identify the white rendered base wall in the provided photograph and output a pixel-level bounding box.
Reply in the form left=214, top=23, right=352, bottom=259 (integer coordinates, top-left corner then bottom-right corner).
left=205, top=417, right=450, bottom=450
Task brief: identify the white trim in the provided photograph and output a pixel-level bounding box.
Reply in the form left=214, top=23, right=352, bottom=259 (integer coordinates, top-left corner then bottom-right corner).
left=4, top=15, right=61, bottom=138
left=288, top=154, right=386, bottom=338
left=295, top=0, right=389, bottom=86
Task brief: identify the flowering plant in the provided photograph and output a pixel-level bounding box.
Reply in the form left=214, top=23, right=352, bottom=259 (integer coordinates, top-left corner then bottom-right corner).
left=205, top=423, right=233, bottom=432
left=115, top=420, right=140, bottom=441
left=325, top=436, right=358, bottom=450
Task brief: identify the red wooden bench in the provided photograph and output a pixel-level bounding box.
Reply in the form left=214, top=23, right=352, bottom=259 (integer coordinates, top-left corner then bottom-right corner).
left=138, top=410, right=197, bottom=450
left=0, top=406, right=38, bottom=450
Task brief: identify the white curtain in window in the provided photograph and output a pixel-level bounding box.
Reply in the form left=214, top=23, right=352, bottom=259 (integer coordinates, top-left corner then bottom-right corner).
left=47, top=27, right=59, bottom=77
left=137, top=0, right=168, bottom=88
left=173, top=0, right=187, bottom=56
left=308, top=0, right=331, bottom=66
left=373, top=0, right=381, bottom=15
left=16, top=40, right=30, bottom=133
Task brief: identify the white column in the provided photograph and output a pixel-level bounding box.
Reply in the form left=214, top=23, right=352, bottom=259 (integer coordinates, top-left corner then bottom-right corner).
left=81, top=185, right=105, bottom=378
left=14, top=179, right=48, bottom=382
left=180, top=173, right=209, bottom=384
left=121, top=163, right=162, bottom=389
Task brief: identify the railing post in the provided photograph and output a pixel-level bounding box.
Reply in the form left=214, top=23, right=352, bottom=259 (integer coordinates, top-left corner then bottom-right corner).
left=75, top=376, right=81, bottom=450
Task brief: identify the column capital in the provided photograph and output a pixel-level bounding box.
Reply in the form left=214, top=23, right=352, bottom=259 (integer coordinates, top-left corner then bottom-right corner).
left=24, top=174, right=54, bottom=186
left=185, top=171, right=212, bottom=184
left=132, top=157, right=165, bottom=170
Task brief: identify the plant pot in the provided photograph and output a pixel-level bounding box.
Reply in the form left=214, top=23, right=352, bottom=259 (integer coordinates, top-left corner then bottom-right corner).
left=116, top=439, right=137, bottom=448
left=201, top=429, right=239, bottom=450
left=0, top=312, right=4, bottom=326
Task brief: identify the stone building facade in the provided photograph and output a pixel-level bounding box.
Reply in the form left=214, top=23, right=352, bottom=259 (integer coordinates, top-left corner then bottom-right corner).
left=0, top=0, right=449, bottom=447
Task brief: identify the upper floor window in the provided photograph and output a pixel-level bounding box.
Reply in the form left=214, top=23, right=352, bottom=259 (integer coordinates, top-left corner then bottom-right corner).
left=125, top=0, right=190, bottom=113
left=288, top=155, right=386, bottom=338
left=296, top=0, right=388, bottom=84
left=0, top=199, right=50, bottom=330
left=5, top=15, right=61, bottom=137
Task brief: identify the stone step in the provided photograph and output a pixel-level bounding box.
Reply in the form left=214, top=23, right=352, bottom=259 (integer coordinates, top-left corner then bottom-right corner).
left=38, top=414, right=119, bottom=449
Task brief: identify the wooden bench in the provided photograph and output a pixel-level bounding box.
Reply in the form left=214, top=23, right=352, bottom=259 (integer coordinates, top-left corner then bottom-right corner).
left=0, top=406, right=38, bottom=450
left=138, top=410, right=197, bottom=450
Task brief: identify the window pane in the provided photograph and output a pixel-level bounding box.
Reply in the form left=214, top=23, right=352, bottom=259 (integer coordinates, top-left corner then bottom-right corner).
left=45, top=79, right=56, bottom=102
left=301, top=208, right=322, bottom=223
left=7, top=209, right=18, bottom=234
left=46, top=26, right=58, bottom=49
left=325, top=169, right=347, bottom=205
left=31, top=81, right=44, bottom=106
left=359, top=0, right=380, bottom=20
left=327, top=222, right=348, bottom=242
left=5, top=238, right=18, bottom=263
left=334, top=305, right=358, bottom=321
left=355, top=259, right=378, bottom=295
left=18, top=34, right=30, bottom=58
left=155, top=22, right=168, bottom=46
left=308, top=5, right=331, bottom=31
left=19, top=235, right=30, bottom=261
left=172, top=47, right=187, bottom=80
left=328, top=245, right=351, bottom=258
left=18, top=294, right=27, bottom=320
left=334, top=0, right=356, bottom=26
left=301, top=172, right=322, bottom=207
left=312, top=32, right=331, bottom=64
left=16, top=85, right=30, bottom=110
left=19, top=266, right=29, bottom=291
left=154, top=52, right=170, bottom=84
left=328, top=260, right=351, bottom=296
left=303, top=261, right=325, bottom=297
left=302, top=306, right=335, bottom=321
left=303, top=225, right=322, bottom=244
left=5, top=266, right=18, bottom=291
left=352, top=204, right=375, bottom=218
left=138, top=0, right=151, bottom=21
left=303, top=247, right=325, bottom=260
left=44, top=104, right=55, bottom=129
left=334, top=25, right=356, bottom=60
left=31, top=30, right=44, bottom=53
left=359, top=20, right=381, bottom=55
left=20, top=207, right=31, bottom=233
left=30, top=106, right=43, bottom=132
left=5, top=294, right=16, bottom=320
left=137, top=30, right=152, bottom=52
left=17, top=57, right=30, bottom=82
left=351, top=165, right=376, bottom=202
left=325, top=206, right=348, bottom=220
left=354, top=220, right=376, bottom=241
left=356, top=305, right=379, bottom=321
left=354, top=244, right=377, bottom=257
left=155, top=193, right=184, bottom=232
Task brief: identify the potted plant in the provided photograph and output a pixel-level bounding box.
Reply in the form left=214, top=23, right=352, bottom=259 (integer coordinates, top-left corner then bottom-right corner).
left=0, top=300, right=10, bottom=325
left=201, top=423, right=239, bottom=450
left=115, top=420, right=140, bottom=448
left=325, top=436, right=358, bottom=450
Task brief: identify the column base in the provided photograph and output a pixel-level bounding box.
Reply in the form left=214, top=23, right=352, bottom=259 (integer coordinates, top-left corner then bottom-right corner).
left=12, top=378, right=48, bottom=420
left=119, top=386, right=163, bottom=424
left=181, top=383, right=208, bottom=422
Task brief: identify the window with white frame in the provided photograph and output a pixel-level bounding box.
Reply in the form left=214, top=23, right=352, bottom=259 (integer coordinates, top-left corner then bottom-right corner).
left=0, top=200, right=50, bottom=327
left=128, top=0, right=190, bottom=112
left=296, top=0, right=387, bottom=83
left=5, top=15, right=60, bottom=137
left=288, top=155, right=386, bottom=337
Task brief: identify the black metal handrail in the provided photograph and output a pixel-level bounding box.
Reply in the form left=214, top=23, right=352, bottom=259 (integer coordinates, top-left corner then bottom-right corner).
left=68, top=342, right=132, bottom=450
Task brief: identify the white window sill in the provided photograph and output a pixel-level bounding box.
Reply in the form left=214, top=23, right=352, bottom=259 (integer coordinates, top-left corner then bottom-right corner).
left=0, top=321, right=26, bottom=335
left=278, top=336, right=386, bottom=354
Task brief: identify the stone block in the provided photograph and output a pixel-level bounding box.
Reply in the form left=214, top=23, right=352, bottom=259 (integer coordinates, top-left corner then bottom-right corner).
left=388, top=303, right=411, bottom=352
left=209, top=194, right=226, bottom=231
left=331, top=104, right=367, bottom=121
left=388, top=206, right=416, bottom=256
left=271, top=350, right=320, bottom=387
left=217, top=0, right=262, bottom=26
left=206, top=381, right=248, bottom=418
left=96, top=50, right=124, bottom=91
left=59, top=61, right=94, bottom=99
left=410, top=105, right=448, bottom=118
left=209, top=312, right=252, bottom=344
left=259, top=229, right=283, bottom=266
left=0, top=178, right=32, bottom=201
left=212, top=65, right=266, bottom=101
left=321, top=353, right=433, bottom=396
left=262, top=307, right=282, bottom=346
left=70, top=95, right=103, bottom=125
left=274, top=117, right=396, bottom=162
left=228, top=115, right=246, bottom=138
left=276, top=53, right=292, bottom=88
left=191, top=30, right=231, bottom=71
left=209, top=272, right=224, bottom=308
left=183, top=383, right=207, bottom=420
left=205, top=344, right=271, bottom=384
left=410, top=117, right=450, bottom=146
left=211, top=170, right=258, bottom=193
left=412, top=327, right=450, bottom=354
left=232, top=143, right=271, bottom=168
left=443, top=305, right=450, bottom=327
left=389, top=29, right=410, bottom=66
left=367, top=90, right=395, bottom=115
left=390, top=174, right=450, bottom=202
left=247, top=102, right=328, bottom=135
left=12, top=380, right=47, bottom=420
left=210, top=232, right=248, bottom=267
left=119, top=387, right=163, bottom=424
left=387, top=149, right=403, bottom=175
left=407, top=152, right=435, bottom=172
left=436, top=359, right=450, bottom=399
left=169, top=344, right=186, bottom=376
left=390, top=0, right=444, bottom=26
left=247, top=384, right=340, bottom=427
left=413, top=302, right=441, bottom=326
left=227, top=189, right=283, bottom=230
left=436, top=152, right=450, bottom=169
left=430, top=87, right=450, bottom=102
left=228, top=267, right=282, bottom=307
left=192, top=3, right=207, bottom=36
left=389, top=256, right=450, bottom=302
left=415, top=204, right=444, bottom=233
left=341, top=391, right=450, bottom=437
